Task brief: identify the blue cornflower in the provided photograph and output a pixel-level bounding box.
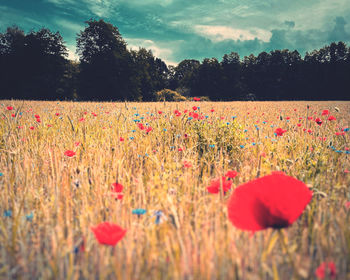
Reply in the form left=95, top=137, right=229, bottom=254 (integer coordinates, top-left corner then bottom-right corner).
left=132, top=208, right=147, bottom=215
left=4, top=210, right=12, bottom=217
left=26, top=213, right=34, bottom=221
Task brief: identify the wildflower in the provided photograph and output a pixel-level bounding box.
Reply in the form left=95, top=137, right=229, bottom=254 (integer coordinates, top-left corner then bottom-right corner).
left=34, top=114, right=40, bottom=119
left=158, top=111, right=162, bottom=114
left=225, top=170, right=238, bottom=179
left=74, top=142, right=80, bottom=147
left=183, top=161, right=192, bottom=168
left=4, top=210, right=12, bottom=217
left=315, top=118, right=323, bottom=126
left=274, top=128, right=287, bottom=136
left=210, top=109, right=215, bottom=112
left=91, top=222, right=127, bottom=246
left=132, top=208, right=147, bottom=215
left=29, top=126, right=35, bottom=130
left=207, top=176, right=232, bottom=194
left=119, top=137, right=124, bottom=142
left=64, top=150, right=76, bottom=157
left=26, top=213, right=34, bottom=221
left=6, top=106, right=13, bottom=110
left=154, top=210, right=166, bottom=224
left=297, top=123, right=302, bottom=127
left=55, top=113, right=60, bottom=116
left=111, top=182, right=123, bottom=193
left=193, top=97, right=200, bottom=101
left=315, top=261, right=336, bottom=279
left=328, top=115, right=336, bottom=121
left=321, top=110, right=329, bottom=116
left=227, top=172, right=312, bottom=231
left=192, top=106, right=198, bottom=111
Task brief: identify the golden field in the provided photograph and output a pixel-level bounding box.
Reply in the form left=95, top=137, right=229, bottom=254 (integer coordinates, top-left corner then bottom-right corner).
left=0, top=101, right=349, bottom=280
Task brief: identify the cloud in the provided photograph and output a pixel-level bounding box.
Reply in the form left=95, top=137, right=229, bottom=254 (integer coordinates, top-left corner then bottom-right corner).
left=328, top=16, right=350, bottom=42
left=126, top=38, right=178, bottom=65
left=193, top=25, right=272, bottom=43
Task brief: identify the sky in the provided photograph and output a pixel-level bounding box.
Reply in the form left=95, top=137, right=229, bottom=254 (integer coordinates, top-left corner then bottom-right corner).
left=1, top=0, right=350, bottom=66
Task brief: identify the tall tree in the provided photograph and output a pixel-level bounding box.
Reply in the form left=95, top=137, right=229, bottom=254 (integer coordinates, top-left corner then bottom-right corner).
left=76, top=19, right=140, bottom=101
left=0, top=27, right=69, bottom=100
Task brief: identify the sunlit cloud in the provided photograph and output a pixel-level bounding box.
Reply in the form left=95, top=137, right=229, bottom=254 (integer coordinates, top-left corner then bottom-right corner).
left=193, top=25, right=272, bottom=43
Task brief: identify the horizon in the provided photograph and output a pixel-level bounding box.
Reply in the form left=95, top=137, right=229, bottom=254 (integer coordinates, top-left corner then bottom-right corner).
left=1, top=0, right=350, bottom=66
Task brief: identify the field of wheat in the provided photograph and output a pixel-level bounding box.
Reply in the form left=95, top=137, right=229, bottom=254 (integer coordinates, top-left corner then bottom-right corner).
left=0, top=100, right=349, bottom=279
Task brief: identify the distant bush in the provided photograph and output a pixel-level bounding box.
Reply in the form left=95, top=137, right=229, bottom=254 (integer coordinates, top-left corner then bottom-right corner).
left=155, top=89, right=187, bottom=101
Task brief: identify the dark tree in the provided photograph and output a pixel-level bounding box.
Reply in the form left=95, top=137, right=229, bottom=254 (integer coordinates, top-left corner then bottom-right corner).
left=0, top=27, right=69, bottom=100
left=131, top=48, right=168, bottom=101
left=76, top=19, right=140, bottom=101
left=169, top=59, right=200, bottom=96
left=220, top=52, right=244, bottom=100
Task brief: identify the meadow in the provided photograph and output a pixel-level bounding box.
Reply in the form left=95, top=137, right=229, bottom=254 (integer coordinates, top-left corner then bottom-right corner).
left=0, top=100, right=349, bottom=280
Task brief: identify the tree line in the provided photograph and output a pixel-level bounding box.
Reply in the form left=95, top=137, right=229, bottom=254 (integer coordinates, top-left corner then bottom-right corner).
left=1, top=19, right=349, bottom=101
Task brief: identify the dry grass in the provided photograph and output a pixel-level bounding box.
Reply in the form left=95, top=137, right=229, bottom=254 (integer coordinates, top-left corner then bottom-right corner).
left=0, top=100, right=349, bottom=279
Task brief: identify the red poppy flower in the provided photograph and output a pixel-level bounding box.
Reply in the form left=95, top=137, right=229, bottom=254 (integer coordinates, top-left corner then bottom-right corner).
left=146, top=126, right=153, bottom=133
left=6, top=106, right=13, bottom=110
left=64, top=150, right=76, bottom=157
left=55, top=113, right=60, bottom=116
left=11, top=114, right=15, bottom=118
left=183, top=160, right=192, bottom=168
left=274, top=128, right=287, bottom=136
left=328, top=115, right=336, bottom=121
left=192, top=106, right=198, bottom=111
left=158, top=111, right=162, bottom=114
left=225, top=170, right=238, bottom=179
left=193, top=97, right=200, bottom=101
left=297, top=123, right=302, bottom=127
left=119, top=137, right=124, bottom=142
left=137, top=123, right=145, bottom=130
left=315, top=118, right=323, bottom=125
left=111, top=182, right=123, bottom=193
left=207, top=176, right=232, bottom=194
left=29, top=126, right=35, bottom=130
left=192, top=112, right=199, bottom=119
left=321, top=110, right=329, bottom=116
left=227, top=172, right=312, bottom=231
left=315, top=261, right=336, bottom=279
left=34, top=114, right=40, bottom=119
left=210, top=109, right=215, bottom=112
left=47, top=124, right=52, bottom=127
left=91, top=222, right=127, bottom=246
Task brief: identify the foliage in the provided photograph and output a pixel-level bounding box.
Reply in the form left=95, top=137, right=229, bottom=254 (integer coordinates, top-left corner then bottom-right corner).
left=155, top=88, right=187, bottom=101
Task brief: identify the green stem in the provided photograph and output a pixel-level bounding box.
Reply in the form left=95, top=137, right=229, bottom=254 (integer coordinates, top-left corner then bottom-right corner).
left=278, top=229, right=299, bottom=280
